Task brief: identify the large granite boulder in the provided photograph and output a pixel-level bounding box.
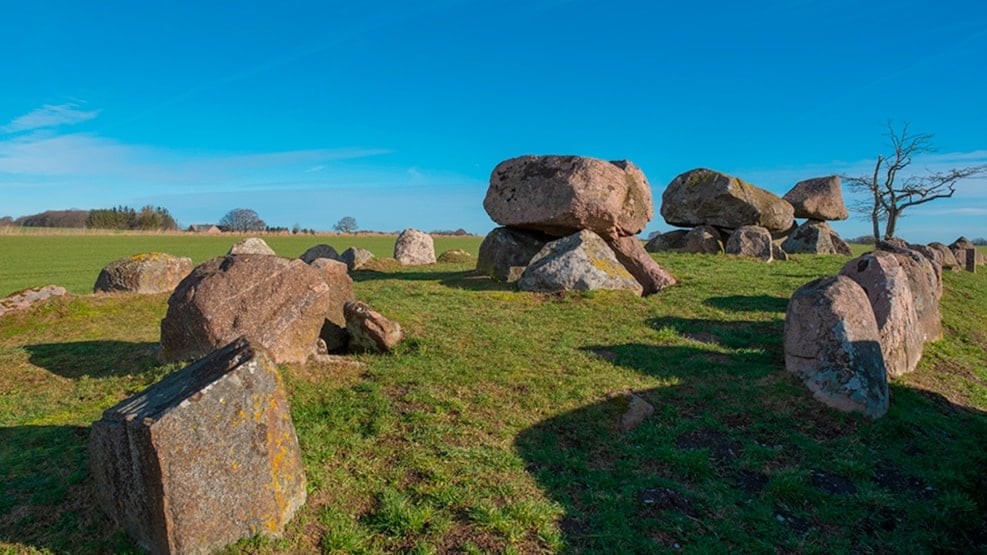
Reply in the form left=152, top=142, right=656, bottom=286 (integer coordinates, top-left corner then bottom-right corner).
left=227, top=237, right=276, bottom=256
left=476, top=227, right=552, bottom=282
left=661, top=169, right=794, bottom=233
left=160, top=255, right=336, bottom=364
left=784, top=275, right=889, bottom=419
left=644, top=229, right=688, bottom=253
left=725, top=225, right=773, bottom=261
left=89, top=338, right=306, bottom=555
left=344, top=301, right=404, bottom=354
left=340, top=247, right=375, bottom=271
left=484, top=155, right=653, bottom=239
left=683, top=225, right=724, bottom=254
left=876, top=242, right=943, bottom=342
left=781, top=220, right=852, bottom=255
left=94, top=253, right=194, bottom=294
left=300, top=244, right=341, bottom=263
left=782, top=176, right=848, bottom=221
left=394, top=228, right=436, bottom=265
left=518, top=230, right=643, bottom=295
left=839, top=252, right=923, bottom=378
left=605, top=236, right=677, bottom=295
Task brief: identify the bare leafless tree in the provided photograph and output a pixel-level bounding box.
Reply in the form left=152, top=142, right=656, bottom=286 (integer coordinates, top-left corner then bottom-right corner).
left=845, top=122, right=987, bottom=241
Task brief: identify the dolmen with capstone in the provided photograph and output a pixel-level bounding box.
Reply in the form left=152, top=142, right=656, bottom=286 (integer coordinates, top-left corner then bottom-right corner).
left=948, top=236, right=984, bottom=268
left=394, top=228, right=436, bottom=265
left=651, top=170, right=852, bottom=258
left=89, top=337, right=307, bottom=555
left=478, top=155, right=676, bottom=295
left=783, top=240, right=945, bottom=418
left=94, top=253, right=193, bottom=294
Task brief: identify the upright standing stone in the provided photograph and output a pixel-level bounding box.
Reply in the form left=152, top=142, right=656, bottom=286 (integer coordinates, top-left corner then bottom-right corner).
left=839, top=252, right=923, bottom=378
left=725, top=225, right=774, bottom=262
left=340, top=247, right=375, bottom=271
left=784, top=275, right=889, bottom=419
left=476, top=227, right=552, bottom=282
left=965, top=249, right=978, bottom=273
left=394, top=228, right=436, bottom=265
left=89, top=338, right=306, bottom=555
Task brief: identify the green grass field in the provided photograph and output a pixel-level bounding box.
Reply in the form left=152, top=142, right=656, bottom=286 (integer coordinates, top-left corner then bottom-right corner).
left=1, top=233, right=985, bottom=553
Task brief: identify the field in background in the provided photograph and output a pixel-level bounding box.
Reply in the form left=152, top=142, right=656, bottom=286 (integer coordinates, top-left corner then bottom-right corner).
left=0, top=234, right=985, bottom=553
left=0, top=232, right=481, bottom=297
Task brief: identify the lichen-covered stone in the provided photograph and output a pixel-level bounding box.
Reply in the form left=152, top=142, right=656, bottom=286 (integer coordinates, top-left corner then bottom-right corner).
left=876, top=242, right=943, bottom=342
left=0, top=285, right=67, bottom=317
left=436, top=249, right=473, bottom=263
left=661, top=168, right=794, bottom=233
left=94, top=252, right=193, bottom=294
left=518, top=230, right=643, bottom=295
left=784, top=275, right=889, bottom=419
left=484, top=155, right=653, bottom=238
left=89, top=338, right=306, bottom=555
left=394, top=228, right=436, bottom=265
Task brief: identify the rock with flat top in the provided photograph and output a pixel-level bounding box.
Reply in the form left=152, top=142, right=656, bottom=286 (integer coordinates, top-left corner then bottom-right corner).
left=94, top=252, right=193, bottom=294
left=89, top=338, right=306, bottom=555
left=661, top=168, right=794, bottom=233
left=783, top=176, right=848, bottom=220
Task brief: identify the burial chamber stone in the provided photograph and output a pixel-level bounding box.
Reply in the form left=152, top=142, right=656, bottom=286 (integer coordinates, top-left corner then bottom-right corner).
left=89, top=338, right=306, bottom=555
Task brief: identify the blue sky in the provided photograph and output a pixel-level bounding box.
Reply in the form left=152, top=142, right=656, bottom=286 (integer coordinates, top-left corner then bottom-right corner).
left=2, top=0, right=985, bottom=242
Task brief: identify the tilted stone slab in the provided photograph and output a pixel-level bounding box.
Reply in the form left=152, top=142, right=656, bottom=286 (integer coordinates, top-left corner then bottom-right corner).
left=784, top=275, right=889, bottom=419
left=605, top=235, right=677, bottom=295
left=89, top=338, right=306, bottom=555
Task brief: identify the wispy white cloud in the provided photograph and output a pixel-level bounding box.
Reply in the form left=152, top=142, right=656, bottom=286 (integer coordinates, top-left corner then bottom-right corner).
left=1, top=103, right=101, bottom=134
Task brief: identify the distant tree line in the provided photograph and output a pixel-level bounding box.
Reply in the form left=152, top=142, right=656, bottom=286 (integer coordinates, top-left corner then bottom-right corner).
left=86, top=205, right=178, bottom=231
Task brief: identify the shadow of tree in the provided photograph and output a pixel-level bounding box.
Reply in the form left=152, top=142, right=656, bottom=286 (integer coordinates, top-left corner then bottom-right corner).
left=0, top=425, right=137, bottom=553
left=516, top=341, right=987, bottom=552
left=24, top=341, right=160, bottom=379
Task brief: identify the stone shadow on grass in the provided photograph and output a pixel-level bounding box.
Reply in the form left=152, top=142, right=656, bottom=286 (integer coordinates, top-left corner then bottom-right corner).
left=24, top=340, right=161, bottom=379
left=515, top=341, right=987, bottom=552
left=351, top=269, right=516, bottom=292
left=0, top=424, right=136, bottom=553
left=703, top=294, right=790, bottom=314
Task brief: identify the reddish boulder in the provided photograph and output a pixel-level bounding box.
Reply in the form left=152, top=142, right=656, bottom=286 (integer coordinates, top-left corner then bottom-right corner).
left=605, top=236, right=677, bottom=295
left=484, top=155, right=653, bottom=238
left=839, top=252, right=923, bottom=377
left=344, top=301, right=404, bottom=353
left=725, top=225, right=773, bottom=261
left=783, top=176, right=848, bottom=221
left=160, top=255, right=336, bottom=364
